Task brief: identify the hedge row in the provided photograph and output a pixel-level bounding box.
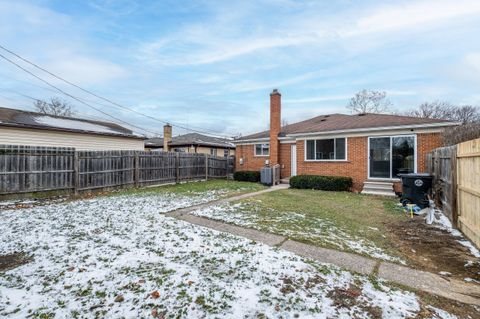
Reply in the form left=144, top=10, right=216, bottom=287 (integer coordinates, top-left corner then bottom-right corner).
left=290, top=175, right=352, bottom=191
left=233, top=171, right=261, bottom=183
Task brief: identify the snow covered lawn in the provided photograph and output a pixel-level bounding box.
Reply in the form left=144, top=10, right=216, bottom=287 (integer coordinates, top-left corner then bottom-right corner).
left=191, top=189, right=407, bottom=264
left=0, top=192, right=455, bottom=318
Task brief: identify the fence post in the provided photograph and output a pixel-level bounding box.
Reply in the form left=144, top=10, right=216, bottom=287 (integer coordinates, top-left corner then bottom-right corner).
left=175, top=152, right=180, bottom=183
left=134, top=152, right=140, bottom=187
left=205, top=154, right=209, bottom=180
left=73, top=151, right=79, bottom=195
left=452, top=151, right=458, bottom=227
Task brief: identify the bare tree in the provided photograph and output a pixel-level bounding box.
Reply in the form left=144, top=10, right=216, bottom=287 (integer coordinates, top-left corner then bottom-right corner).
left=347, top=90, right=392, bottom=114
left=405, top=101, right=480, bottom=124
left=34, top=97, right=74, bottom=117
left=443, top=123, right=480, bottom=146
left=452, top=105, right=480, bottom=124
left=404, top=101, right=455, bottom=120
left=281, top=119, right=289, bottom=127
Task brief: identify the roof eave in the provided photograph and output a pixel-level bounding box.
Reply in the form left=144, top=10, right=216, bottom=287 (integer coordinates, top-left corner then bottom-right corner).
left=285, top=122, right=460, bottom=138
left=233, top=137, right=269, bottom=144
left=0, top=122, right=145, bottom=140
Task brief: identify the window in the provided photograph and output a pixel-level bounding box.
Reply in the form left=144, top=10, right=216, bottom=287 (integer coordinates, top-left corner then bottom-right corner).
left=254, top=143, right=270, bottom=156
left=224, top=149, right=229, bottom=157
left=210, top=148, right=218, bottom=156
left=305, top=138, right=346, bottom=160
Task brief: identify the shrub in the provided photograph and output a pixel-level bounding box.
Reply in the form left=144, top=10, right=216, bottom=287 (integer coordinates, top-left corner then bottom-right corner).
left=290, top=175, right=352, bottom=191
left=233, top=171, right=261, bottom=183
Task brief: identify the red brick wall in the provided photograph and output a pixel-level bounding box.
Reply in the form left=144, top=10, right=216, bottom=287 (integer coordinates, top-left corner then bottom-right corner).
left=236, top=132, right=444, bottom=192
left=296, top=137, right=368, bottom=192
left=235, top=144, right=268, bottom=172
left=279, top=143, right=292, bottom=178
left=417, top=132, right=443, bottom=172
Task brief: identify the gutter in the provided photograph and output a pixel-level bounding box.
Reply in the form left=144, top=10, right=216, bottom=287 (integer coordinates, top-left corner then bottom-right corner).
left=233, top=122, right=459, bottom=144
left=285, top=122, right=460, bottom=138
left=0, top=122, right=146, bottom=140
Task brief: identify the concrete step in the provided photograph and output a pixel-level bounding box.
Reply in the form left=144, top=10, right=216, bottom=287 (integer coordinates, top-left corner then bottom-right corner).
left=363, top=184, right=394, bottom=192
left=362, top=180, right=396, bottom=197
left=361, top=190, right=397, bottom=197
left=280, top=178, right=290, bottom=184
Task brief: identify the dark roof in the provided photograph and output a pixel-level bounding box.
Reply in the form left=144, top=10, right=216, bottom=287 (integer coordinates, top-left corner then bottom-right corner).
left=145, top=137, right=164, bottom=147
left=237, top=113, right=456, bottom=141
left=0, top=106, right=144, bottom=139
left=145, top=133, right=235, bottom=148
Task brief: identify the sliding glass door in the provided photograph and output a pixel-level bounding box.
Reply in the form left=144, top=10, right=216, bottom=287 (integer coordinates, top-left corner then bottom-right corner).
left=369, top=136, right=415, bottom=179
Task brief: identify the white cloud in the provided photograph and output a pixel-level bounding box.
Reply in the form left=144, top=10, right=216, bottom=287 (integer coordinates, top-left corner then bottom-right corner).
left=44, top=52, right=128, bottom=86
left=136, top=0, right=480, bottom=67
left=0, top=1, right=128, bottom=87
left=283, top=95, right=351, bottom=104
left=347, top=0, right=480, bottom=36
left=465, top=53, right=480, bottom=71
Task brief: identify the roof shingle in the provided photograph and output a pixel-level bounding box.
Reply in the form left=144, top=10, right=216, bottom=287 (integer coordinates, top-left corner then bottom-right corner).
left=0, top=106, right=142, bottom=139
left=236, top=113, right=455, bottom=141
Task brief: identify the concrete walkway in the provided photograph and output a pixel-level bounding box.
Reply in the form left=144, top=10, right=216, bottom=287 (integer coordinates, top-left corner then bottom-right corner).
left=166, top=184, right=480, bottom=306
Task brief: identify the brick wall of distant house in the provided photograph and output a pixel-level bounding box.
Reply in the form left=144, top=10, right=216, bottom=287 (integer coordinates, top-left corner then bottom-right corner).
left=235, top=144, right=267, bottom=172
left=296, top=137, right=368, bottom=192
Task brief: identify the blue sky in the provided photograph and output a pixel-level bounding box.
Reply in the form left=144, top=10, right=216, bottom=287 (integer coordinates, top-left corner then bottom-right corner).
left=0, top=0, right=479, bottom=137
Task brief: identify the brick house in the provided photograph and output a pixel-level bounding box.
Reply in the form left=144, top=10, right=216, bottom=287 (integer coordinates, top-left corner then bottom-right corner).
left=234, top=90, right=458, bottom=195
left=145, top=124, right=235, bottom=157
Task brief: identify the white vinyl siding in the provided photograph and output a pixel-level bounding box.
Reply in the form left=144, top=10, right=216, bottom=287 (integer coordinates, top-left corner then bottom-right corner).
left=0, top=127, right=144, bottom=151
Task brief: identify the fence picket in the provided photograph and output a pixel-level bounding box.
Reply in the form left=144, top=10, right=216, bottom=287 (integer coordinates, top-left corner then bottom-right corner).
left=0, top=145, right=233, bottom=196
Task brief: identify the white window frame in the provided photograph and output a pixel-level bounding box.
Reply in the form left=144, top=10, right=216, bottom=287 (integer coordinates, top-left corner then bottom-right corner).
left=367, top=135, right=417, bottom=180
left=304, top=138, right=348, bottom=162
left=254, top=143, right=270, bottom=157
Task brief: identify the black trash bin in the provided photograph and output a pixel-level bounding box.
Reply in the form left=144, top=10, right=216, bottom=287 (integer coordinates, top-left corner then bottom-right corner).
left=398, top=173, right=433, bottom=209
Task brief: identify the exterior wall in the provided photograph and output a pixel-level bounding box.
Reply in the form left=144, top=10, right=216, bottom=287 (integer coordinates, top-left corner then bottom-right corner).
left=0, top=126, right=144, bottom=151
left=417, top=132, right=443, bottom=172
left=235, top=144, right=268, bottom=171
left=236, top=132, right=444, bottom=192
left=196, top=146, right=235, bottom=157
left=279, top=143, right=292, bottom=178
left=296, top=137, right=368, bottom=192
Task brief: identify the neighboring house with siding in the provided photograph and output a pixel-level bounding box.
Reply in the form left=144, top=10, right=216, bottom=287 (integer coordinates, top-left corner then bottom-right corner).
left=0, top=107, right=145, bottom=150
left=145, top=125, right=235, bottom=157
left=234, top=90, right=459, bottom=195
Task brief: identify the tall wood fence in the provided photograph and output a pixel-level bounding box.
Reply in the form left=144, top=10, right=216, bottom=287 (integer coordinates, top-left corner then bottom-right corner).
left=456, top=138, right=480, bottom=248
left=426, top=145, right=457, bottom=224
left=428, top=138, right=480, bottom=248
left=0, top=145, right=234, bottom=196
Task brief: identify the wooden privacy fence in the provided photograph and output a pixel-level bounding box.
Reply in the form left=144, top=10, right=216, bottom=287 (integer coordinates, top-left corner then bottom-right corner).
left=426, top=145, right=457, bottom=224
left=428, top=138, right=480, bottom=248
left=456, top=138, right=480, bottom=248
left=0, top=145, right=235, bottom=195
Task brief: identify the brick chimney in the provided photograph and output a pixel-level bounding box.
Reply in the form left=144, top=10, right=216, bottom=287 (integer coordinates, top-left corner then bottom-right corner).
left=269, top=89, right=281, bottom=165
left=163, top=124, right=172, bottom=151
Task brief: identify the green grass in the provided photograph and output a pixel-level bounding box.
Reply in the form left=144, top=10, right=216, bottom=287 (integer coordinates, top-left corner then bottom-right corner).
left=221, top=189, right=406, bottom=261
left=113, top=179, right=266, bottom=198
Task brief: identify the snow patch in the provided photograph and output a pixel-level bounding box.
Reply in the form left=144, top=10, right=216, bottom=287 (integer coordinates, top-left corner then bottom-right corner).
left=34, top=115, right=124, bottom=135
left=0, top=192, right=449, bottom=318
left=433, top=211, right=480, bottom=258
left=192, top=202, right=405, bottom=263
